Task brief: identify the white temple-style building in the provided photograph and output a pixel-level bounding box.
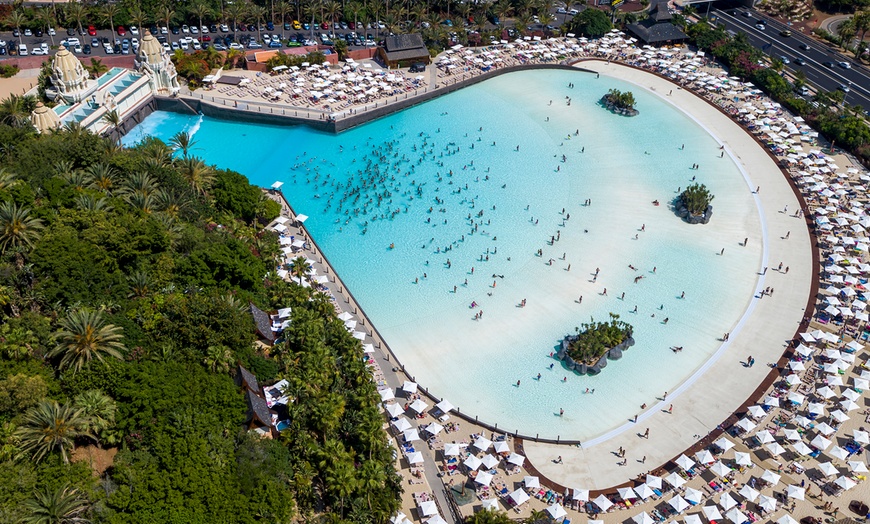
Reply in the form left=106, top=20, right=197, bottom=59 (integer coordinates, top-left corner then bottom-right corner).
left=29, top=101, right=60, bottom=134
left=47, top=48, right=97, bottom=103
left=135, top=30, right=180, bottom=95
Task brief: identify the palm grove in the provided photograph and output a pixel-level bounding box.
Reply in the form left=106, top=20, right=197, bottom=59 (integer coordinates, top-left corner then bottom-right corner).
left=0, top=113, right=401, bottom=521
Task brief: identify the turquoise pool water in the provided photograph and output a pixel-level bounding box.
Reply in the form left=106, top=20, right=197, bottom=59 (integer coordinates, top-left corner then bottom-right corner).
left=123, top=69, right=763, bottom=440
left=97, top=67, right=126, bottom=87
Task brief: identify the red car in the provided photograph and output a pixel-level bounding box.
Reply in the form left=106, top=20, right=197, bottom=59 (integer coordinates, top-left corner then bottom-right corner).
left=320, top=21, right=329, bottom=30
left=201, top=34, right=211, bottom=41
left=117, top=25, right=126, bottom=35
left=87, top=25, right=97, bottom=36
left=348, top=21, right=355, bottom=29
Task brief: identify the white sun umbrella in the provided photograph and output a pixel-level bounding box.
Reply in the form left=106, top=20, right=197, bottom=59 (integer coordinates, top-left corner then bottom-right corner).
left=546, top=504, right=567, bottom=520
left=817, top=421, right=837, bottom=436
left=715, top=437, right=735, bottom=452
left=703, top=505, right=723, bottom=520
left=683, top=515, right=703, bottom=524
left=406, top=451, right=424, bottom=464
left=402, top=381, right=418, bottom=393
left=710, top=461, right=731, bottom=477
left=823, top=363, right=840, bottom=374
left=464, top=455, right=483, bottom=471
left=480, top=454, right=499, bottom=469
left=592, top=494, right=613, bottom=512
left=789, top=360, right=807, bottom=371
left=739, top=484, right=759, bottom=502
left=493, top=441, right=510, bottom=454
left=760, top=469, right=781, bottom=485
left=812, top=434, right=832, bottom=450
left=757, top=494, right=777, bottom=512
left=425, top=423, right=444, bottom=436
left=777, top=515, right=799, bottom=524
left=633, top=512, right=654, bottom=524
left=726, top=508, right=747, bottom=524
left=635, top=483, right=655, bottom=500
left=669, top=495, right=690, bottom=513
left=386, top=403, right=405, bottom=418
left=683, top=487, right=703, bottom=504
left=844, top=388, right=862, bottom=402
left=786, top=374, right=802, bottom=386
left=786, top=485, right=805, bottom=500
left=480, top=499, right=499, bottom=511
left=616, top=487, right=638, bottom=501
left=842, top=398, right=860, bottom=411
left=473, top=436, right=492, bottom=451
left=379, top=388, right=395, bottom=402
left=409, top=398, right=429, bottom=413
left=816, top=386, right=836, bottom=399
left=435, top=399, right=454, bottom=413
left=509, top=488, right=530, bottom=506
left=403, top=429, right=420, bottom=442
left=695, top=449, right=715, bottom=464
left=475, top=470, right=494, bottom=486
left=763, top=395, right=780, bottom=407
left=736, top=418, right=756, bottom=432
left=808, top=402, right=827, bottom=415
left=755, top=431, right=776, bottom=444
left=747, top=405, right=767, bottom=419
left=523, top=475, right=540, bottom=489
left=829, top=445, right=850, bottom=461
left=733, top=451, right=753, bottom=466
left=826, top=374, right=844, bottom=386
left=675, top=454, right=696, bottom=471
left=572, top=488, right=589, bottom=501
left=664, top=471, right=686, bottom=488
left=444, top=443, right=461, bottom=456
left=507, top=452, right=525, bottom=466
left=836, top=475, right=857, bottom=490
left=418, top=500, right=438, bottom=517
left=392, top=417, right=412, bottom=432
left=849, top=460, right=869, bottom=472
left=645, top=474, right=663, bottom=489
left=855, top=378, right=870, bottom=390
left=788, top=391, right=806, bottom=405
left=766, top=442, right=787, bottom=456
left=794, top=441, right=814, bottom=456
left=783, top=428, right=802, bottom=441
left=719, top=492, right=738, bottom=510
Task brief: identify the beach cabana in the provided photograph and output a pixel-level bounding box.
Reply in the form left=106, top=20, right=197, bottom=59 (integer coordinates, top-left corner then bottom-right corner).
left=386, top=403, right=404, bottom=418
left=473, top=436, right=492, bottom=451
left=426, top=516, right=447, bottom=524
left=523, top=476, right=540, bottom=489
left=443, top=443, right=460, bottom=456
left=480, top=499, right=499, bottom=511
left=475, top=470, right=494, bottom=486
left=785, top=485, right=805, bottom=500
left=509, top=488, right=530, bottom=507
left=719, top=492, right=738, bottom=511
left=668, top=495, right=689, bottom=513
left=464, top=455, right=482, bottom=471
left=418, top=500, right=437, bottom=517
left=633, top=512, right=654, bottom=524
left=703, top=505, right=723, bottom=521
left=591, top=494, right=613, bottom=512
left=409, top=399, right=428, bottom=413
left=507, top=452, right=525, bottom=466
left=392, top=418, right=411, bottom=432
left=480, top=454, right=499, bottom=469
left=546, top=503, right=567, bottom=520
left=406, top=451, right=423, bottom=465
left=572, top=488, right=589, bottom=501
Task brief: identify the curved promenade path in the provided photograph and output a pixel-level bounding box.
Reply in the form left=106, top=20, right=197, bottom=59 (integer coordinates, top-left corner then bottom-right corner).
left=522, top=59, right=815, bottom=490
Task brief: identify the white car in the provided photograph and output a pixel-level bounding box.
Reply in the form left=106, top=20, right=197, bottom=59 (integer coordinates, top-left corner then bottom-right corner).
left=190, top=25, right=198, bottom=34
left=229, top=42, right=244, bottom=49
left=160, top=26, right=168, bottom=34
left=200, top=25, right=208, bottom=33
left=180, top=40, right=189, bottom=49
left=48, top=28, right=56, bottom=36
left=162, top=43, right=170, bottom=51
left=103, top=44, right=113, bottom=54
left=18, top=45, right=27, bottom=55
left=31, top=47, right=46, bottom=55
left=130, top=25, right=139, bottom=35
left=220, top=24, right=229, bottom=32
left=67, top=37, right=80, bottom=46
left=181, top=24, right=190, bottom=33
left=132, top=37, right=139, bottom=48
left=0, top=39, right=6, bottom=47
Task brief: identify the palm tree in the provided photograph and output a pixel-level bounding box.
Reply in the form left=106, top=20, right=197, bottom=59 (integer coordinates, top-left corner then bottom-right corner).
left=74, top=390, right=116, bottom=445
left=102, top=109, right=122, bottom=144
left=128, top=5, right=148, bottom=32
left=325, top=0, right=342, bottom=38
left=21, top=484, right=91, bottom=524
left=204, top=344, right=233, bottom=372
left=15, top=401, right=93, bottom=463
left=101, top=4, right=119, bottom=37
left=190, top=0, right=213, bottom=35
left=155, top=188, right=189, bottom=217
left=278, top=1, right=294, bottom=37
left=6, top=11, right=27, bottom=49
left=86, top=58, right=109, bottom=77
left=123, top=171, right=159, bottom=196
left=162, top=6, right=176, bottom=43
left=35, top=8, right=57, bottom=46
left=48, top=309, right=127, bottom=374
left=178, top=157, right=214, bottom=195
left=126, top=270, right=152, bottom=298
left=66, top=2, right=86, bottom=37
left=227, top=2, right=246, bottom=34
left=249, top=4, right=267, bottom=42
left=169, top=130, right=197, bottom=158
left=74, top=194, right=112, bottom=212
left=0, top=93, right=37, bottom=128
left=0, top=202, right=44, bottom=254
left=85, top=163, right=118, bottom=193
left=0, top=168, right=19, bottom=191
left=290, top=256, right=312, bottom=285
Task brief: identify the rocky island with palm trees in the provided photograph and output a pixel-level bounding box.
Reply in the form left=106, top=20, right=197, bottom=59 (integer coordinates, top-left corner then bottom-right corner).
left=600, top=88, right=638, bottom=116
left=556, top=313, right=635, bottom=375
left=675, top=182, right=715, bottom=224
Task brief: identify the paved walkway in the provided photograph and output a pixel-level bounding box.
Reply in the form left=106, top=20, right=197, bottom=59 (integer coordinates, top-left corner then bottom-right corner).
left=521, top=60, right=815, bottom=490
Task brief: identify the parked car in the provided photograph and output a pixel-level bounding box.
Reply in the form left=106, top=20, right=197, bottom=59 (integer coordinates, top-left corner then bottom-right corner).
left=269, top=40, right=282, bottom=48
left=31, top=47, right=46, bottom=55
left=88, top=25, right=97, bottom=36
left=82, top=44, right=91, bottom=54
left=181, top=24, right=190, bottom=33
left=117, top=26, right=126, bottom=35
left=23, top=28, right=32, bottom=36
left=18, top=44, right=28, bottom=55
left=220, top=24, right=229, bottom=32
left=409, top=62, right=426, bottom=73
left=130, top=25, right=139, bottom=35
left=191, top=25, right=199, bottom=34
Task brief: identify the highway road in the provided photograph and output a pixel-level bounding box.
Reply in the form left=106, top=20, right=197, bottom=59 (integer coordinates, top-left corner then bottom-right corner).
left=711, top=7, right=870, bottom=112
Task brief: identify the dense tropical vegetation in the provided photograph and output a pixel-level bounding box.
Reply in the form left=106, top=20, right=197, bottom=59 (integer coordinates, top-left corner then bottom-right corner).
left=602, top=88, right=637, bottom=112
left=679, top=183, right=714, bottom=217
left=0, top=117, right=401, bottom=522
left=564, top=314, right=633, bottom=365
